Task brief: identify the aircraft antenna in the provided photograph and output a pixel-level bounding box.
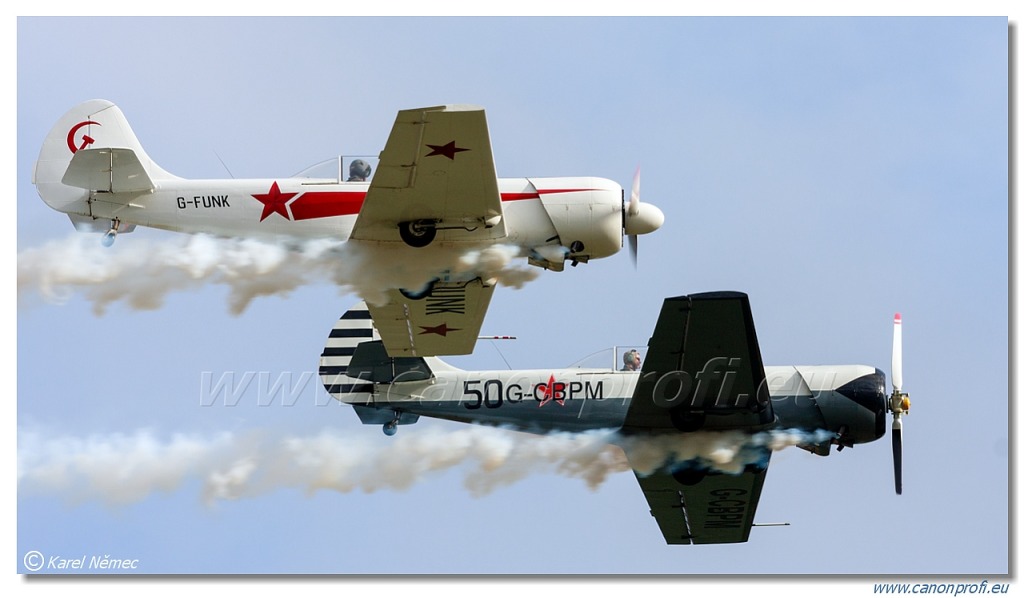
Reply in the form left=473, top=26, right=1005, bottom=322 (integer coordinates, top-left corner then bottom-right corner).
left=213, top=151, right=235, bottom=179
left=485, top=338, right=514, bottom=370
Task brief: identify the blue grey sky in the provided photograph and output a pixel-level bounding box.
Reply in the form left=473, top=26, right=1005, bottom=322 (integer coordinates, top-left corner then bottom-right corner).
left=14, top=14, right=1011, bottom=589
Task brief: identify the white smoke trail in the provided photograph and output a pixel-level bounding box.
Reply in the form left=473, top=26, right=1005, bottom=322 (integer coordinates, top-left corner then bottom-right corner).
left=618, top=428, right=837, bottom=476
left=18, top=425, right=833, bottom=506
left=17, top=234, right=541, bottom=315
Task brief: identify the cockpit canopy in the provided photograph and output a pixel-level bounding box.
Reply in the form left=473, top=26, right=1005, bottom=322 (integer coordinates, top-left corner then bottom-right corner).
left=568, top=346, right=649, bottom=372
left=293, top=155, right=379, bottom=184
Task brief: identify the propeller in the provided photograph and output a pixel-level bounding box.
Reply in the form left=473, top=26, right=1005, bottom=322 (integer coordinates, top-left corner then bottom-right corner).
left=888, top=313, right=911, bottom=495
left=626, top=168, right=640, bottom=265
left=621, top=167, right=664, bottom=267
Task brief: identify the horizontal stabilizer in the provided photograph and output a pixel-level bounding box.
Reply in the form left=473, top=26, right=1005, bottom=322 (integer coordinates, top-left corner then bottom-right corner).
left=347, top=340, right=433, bottom=383
left=62, top=147, right=155, bottom=193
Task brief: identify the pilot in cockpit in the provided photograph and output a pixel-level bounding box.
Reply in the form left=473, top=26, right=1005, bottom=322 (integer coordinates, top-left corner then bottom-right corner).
left=621, top=349, right=642, bottom=371
left=348, top=159, right=372, bottom=182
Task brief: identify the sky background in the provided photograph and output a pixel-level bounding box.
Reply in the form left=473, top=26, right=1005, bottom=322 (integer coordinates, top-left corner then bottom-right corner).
left=13, top=13, right=1011, bottom=591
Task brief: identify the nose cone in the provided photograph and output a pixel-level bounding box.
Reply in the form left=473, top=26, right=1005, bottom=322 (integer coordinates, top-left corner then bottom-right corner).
left=624, top=202, right=664, bottom=236
left=836, top=368, right=888, bottom=442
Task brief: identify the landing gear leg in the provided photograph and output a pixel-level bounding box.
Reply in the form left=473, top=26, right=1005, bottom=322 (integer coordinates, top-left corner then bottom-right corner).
left=101, top=218, right=121, bottom=247
left=835, top=425, right=849, bottom=451
left=382, top=411, right=401, bottom=436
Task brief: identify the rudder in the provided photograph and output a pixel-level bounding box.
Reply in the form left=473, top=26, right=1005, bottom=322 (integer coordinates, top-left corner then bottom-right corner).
left=319, top=302, right=380, bottom=403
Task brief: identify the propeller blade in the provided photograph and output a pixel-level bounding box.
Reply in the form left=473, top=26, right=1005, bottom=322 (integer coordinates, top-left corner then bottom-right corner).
left=620, top=195, right=626, bottom=247
left=628, top=166, right=640, bottom=216
left=623, top=166, right=640, bottom=267
left=892, top=418, right=903, bottom=495
left=892, top=313, right=903, bottom=391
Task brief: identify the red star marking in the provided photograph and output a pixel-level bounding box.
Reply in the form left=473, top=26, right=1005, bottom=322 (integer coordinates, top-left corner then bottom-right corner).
left=537, top=375, right=565, bottom=407
left=425, top=140, right=470, bottom=160
left=419, top=323, right=462, bottom=336
left=252, top=181, right=298, bottom=222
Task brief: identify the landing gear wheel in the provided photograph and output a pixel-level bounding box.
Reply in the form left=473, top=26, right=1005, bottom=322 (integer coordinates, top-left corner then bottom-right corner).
left=399, top=220, right=437, bottom=248
left=671, top=467, right=708, bottom=487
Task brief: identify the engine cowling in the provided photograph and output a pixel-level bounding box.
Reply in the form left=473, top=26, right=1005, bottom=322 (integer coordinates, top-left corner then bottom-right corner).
left=532, top=177, right=623, bottom=262
left=767, top=365, right=887, bottom=455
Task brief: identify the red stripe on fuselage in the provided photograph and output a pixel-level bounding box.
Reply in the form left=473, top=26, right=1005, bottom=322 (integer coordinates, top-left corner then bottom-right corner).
left=289, top=191, right=365, bottom=221
left=500, top=192, right=540, bottom=201
left=283, top=188, right=595, bottom=221
left=501, top=189, right=596, bottom=201
left=536, top=188, right=598, bottom=195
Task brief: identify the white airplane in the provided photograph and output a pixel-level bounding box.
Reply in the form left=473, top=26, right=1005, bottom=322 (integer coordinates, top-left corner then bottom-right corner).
left=33, top=100, right=664, bottom=356
left=320, top=292, right=911, bottom=544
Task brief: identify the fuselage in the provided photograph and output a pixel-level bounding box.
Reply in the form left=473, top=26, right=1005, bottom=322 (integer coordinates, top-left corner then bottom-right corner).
left=46, top=174, right=630, bottom=265
left=337, top=361, right=887, bottom=450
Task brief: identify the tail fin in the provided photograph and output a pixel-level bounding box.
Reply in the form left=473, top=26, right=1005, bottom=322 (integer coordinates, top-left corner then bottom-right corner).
left=33, top=99, right=176, bottom=216
left=319, top=302, right=380, bottom=403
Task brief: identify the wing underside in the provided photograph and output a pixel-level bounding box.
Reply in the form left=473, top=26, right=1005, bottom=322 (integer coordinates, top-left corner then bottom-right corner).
left=368, top=278, right=494, bottom=357
left=634, top=459, right=769, bottom=545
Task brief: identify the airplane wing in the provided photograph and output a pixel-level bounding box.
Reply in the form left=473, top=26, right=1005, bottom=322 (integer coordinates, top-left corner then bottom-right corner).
left=623, top=292, right=773, bottom=432
left=367, top=278, right=494, bottom=356
left=351, top=105, right=505, bottom=244
left=622, top=292, right=775, bottom=544
left=632, top=458, right=769, bottom=545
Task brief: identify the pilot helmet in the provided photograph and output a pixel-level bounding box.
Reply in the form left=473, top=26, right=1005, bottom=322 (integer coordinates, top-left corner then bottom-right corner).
left=349, top=159, right=372, bottom=181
